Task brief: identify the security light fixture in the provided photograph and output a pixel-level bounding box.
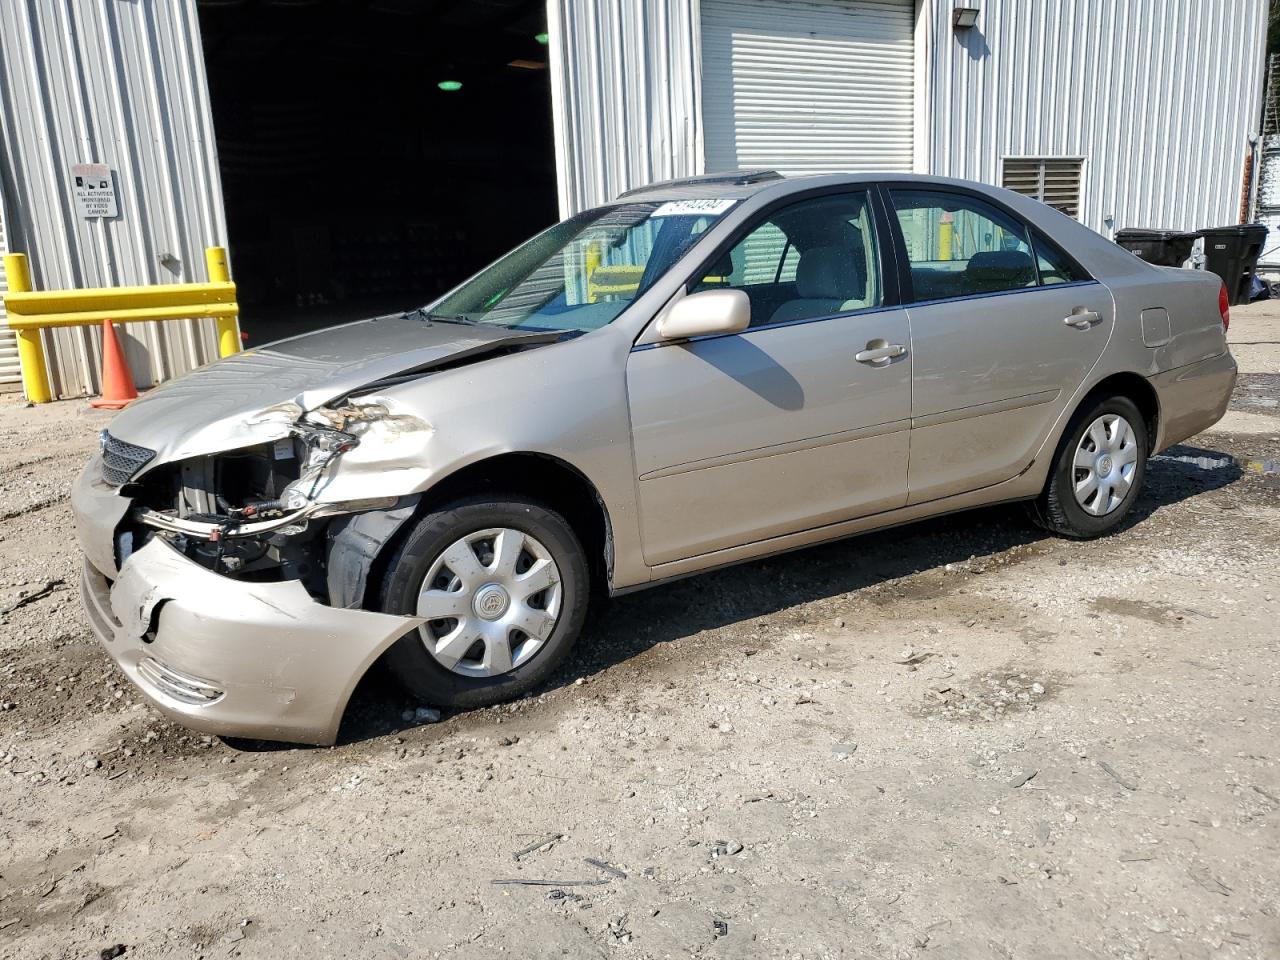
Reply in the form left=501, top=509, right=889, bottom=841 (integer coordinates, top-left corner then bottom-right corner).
left=437, top=80, right=463, bottom=92
left=953, top=5, right=979, bottom=29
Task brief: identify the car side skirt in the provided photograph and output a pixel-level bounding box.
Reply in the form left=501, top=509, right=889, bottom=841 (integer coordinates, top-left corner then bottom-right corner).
left=610, top=468, right=1043, bottom=596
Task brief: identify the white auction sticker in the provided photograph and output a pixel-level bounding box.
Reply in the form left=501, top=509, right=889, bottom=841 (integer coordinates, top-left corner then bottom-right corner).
left=652, top=198, right=739, bottom=218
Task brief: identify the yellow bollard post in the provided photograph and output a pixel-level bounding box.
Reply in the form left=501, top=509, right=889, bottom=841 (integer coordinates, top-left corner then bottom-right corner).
left=585, top=241, right=601, bottom=303
left=205, top=246, right=240, bottom=356
left=4, top=253, right=52, bottom=403
left=938, top=212, right=954, bottom=262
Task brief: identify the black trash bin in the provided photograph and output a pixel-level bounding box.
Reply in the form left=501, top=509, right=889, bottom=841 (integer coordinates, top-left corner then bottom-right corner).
left=1113, top=228, right=1200, bottom=267
left=1200, top=224, right=1267, bottom=306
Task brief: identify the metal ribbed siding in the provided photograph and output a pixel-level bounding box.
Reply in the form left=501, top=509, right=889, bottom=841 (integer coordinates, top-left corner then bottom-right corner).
left=548, top=0, right=705, bottom=216
left=0, top=0, right=227, bottom=399
left=701, top=0, right=914, bottom=175
left=922, top=0, right=1268, bottom=237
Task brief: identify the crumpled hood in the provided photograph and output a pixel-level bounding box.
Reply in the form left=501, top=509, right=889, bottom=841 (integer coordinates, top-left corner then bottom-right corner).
left=107, top=314, right=559, bottom=466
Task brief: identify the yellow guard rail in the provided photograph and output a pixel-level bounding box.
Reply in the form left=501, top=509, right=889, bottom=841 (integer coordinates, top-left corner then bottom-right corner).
left=2, top=246, right=241, bottom=403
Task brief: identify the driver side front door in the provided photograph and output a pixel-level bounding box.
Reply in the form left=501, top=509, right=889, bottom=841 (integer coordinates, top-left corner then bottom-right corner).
left=625, top=189, right=913, bottom=568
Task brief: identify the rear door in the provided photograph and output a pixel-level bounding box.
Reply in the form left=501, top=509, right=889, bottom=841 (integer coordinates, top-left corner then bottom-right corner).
left=882, top=185, right=1114, bottom=505
left=626, top=189, right=912, bottom=566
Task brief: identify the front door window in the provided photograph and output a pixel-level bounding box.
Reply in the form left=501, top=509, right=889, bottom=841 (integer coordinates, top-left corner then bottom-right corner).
left=693, top=191, right=882, bottom=326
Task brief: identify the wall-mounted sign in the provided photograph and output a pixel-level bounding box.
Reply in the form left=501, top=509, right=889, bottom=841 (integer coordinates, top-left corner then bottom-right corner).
left=71, top=163, right=118, bottom=219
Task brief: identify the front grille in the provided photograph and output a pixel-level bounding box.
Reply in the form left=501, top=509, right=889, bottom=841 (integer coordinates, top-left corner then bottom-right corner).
left=100, top=432, right=155, bottom=487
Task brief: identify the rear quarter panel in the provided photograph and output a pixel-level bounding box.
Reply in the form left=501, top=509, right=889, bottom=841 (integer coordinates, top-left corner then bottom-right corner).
left=1102, top=266, right=1230, bottom=376
left=1095, top=266, right=1234, bottom=451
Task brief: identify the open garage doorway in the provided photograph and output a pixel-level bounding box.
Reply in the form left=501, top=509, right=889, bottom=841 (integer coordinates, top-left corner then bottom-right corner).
left=198, top=0, right=558, bottom=346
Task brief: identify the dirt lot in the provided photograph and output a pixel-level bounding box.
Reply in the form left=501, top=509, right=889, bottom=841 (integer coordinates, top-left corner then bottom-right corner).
left=1, top=305, right=1278, bottom=960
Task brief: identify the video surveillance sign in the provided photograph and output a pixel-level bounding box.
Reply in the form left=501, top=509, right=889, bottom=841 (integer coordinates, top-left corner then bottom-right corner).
left=71, top=163, right=118, bottom=219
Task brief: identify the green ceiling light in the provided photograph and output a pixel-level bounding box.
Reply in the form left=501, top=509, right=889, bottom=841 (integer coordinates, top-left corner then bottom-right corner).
left=534, top=31, right=549, bottom=45
left=437, top=79, right=463, bottom=92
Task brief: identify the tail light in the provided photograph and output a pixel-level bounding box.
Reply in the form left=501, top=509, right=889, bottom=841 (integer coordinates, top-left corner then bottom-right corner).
left=1218, top=282, right=1230, bottom=332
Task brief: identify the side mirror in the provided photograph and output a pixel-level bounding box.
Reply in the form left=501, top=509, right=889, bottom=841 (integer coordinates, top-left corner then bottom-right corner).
left=657, top=289, right=751, bottom=341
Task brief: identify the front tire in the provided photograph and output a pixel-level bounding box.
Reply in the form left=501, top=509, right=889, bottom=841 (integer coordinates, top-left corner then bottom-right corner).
left=1029, top=394, right=1148, bottom=539
left=380, top=497, right=590, bottom=709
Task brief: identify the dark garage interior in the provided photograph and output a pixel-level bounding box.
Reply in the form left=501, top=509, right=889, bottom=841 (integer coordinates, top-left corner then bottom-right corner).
left=197, top=0, right=559, bottom=345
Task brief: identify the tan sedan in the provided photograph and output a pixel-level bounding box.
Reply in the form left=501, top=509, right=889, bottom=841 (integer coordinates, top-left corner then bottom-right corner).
left=73, top=172, right=1236, bottom=743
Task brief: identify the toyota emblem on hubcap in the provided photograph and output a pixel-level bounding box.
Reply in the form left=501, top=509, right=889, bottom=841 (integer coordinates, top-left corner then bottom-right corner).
left=473, top=584, right=511, bottom=621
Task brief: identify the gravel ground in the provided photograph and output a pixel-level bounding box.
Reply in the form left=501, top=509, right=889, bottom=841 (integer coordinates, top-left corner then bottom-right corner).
left=1, top=305, right=1278, bottom=960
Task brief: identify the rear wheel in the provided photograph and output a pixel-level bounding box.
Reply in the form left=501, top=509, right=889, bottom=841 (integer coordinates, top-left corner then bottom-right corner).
left=380, top=497, right=590, bottom=709
left=1029, top=394, right=1148, bottom=538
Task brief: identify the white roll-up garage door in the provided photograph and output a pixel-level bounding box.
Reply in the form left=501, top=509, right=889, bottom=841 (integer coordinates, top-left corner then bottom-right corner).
left=701, top=0, right=915, bottom=176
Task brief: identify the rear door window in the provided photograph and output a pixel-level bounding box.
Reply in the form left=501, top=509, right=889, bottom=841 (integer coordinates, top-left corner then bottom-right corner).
left=889, top=189, right=1038, bottom=302
left=1032, top=234, right=1089, bottom=284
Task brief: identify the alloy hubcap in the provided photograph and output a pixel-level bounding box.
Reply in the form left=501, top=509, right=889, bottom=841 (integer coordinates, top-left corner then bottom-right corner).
left=416, top=528, right=562, bottom=678
left=1072, top=414, right=1139, bottom=516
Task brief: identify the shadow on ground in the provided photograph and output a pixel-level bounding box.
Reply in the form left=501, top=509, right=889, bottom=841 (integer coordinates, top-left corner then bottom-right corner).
left=236, top=440, right=1244, bottom=751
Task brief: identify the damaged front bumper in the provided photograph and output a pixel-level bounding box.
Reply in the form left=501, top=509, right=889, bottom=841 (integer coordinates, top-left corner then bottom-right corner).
left=80, top=540, right=423, bottom=745
left=72, top=463, right=424, bottom=745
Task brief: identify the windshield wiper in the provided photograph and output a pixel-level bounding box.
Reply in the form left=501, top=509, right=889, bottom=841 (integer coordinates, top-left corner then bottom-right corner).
left=403, top=306, right=475, bottom=324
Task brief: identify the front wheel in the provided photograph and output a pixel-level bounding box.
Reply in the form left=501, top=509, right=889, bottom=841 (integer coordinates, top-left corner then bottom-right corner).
left=1029, top=394, right=1148, bottom=539
left=379, top=497, right=590, bottom=709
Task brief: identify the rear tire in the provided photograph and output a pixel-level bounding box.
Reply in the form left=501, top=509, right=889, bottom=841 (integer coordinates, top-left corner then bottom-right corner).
left=1028, top=393, right=1148, bottom=539
left=380, top=496, right=590, bottom=709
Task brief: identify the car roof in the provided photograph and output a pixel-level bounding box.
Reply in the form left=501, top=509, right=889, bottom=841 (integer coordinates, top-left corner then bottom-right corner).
left=613, top=170, right=1029, bottom=204
left=612, top=171, right=1149, bottom=282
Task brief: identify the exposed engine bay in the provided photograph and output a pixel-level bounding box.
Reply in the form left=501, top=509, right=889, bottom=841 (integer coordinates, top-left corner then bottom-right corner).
left=115, top=406, right=404, bottom=600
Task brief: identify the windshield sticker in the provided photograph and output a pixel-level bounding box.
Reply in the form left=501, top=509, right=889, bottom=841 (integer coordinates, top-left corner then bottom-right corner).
left=652, top=198, right=740, bottom=218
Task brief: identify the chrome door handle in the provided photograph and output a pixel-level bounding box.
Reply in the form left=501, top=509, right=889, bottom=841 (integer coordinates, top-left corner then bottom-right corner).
left=855, top=343, right=907, bottom=364
left=1064, top=308, right=1101, bottom=328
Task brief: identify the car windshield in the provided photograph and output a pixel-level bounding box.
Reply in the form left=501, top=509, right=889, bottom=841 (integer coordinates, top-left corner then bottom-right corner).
left=423, top=199, right=737, bottom=332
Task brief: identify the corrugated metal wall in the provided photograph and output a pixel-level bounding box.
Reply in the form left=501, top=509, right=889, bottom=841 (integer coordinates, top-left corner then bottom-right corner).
left=921, top=0, right=1268, bottom=237
left=550, top=0, right=1266, bottom=236
left=547, top=0, right=705, bottom=216
left=0, top=0, right=227, bottom=399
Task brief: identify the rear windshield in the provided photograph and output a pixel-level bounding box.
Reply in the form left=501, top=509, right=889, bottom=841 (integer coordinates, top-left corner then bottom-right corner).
left=426, top=199, right=737, bottom=332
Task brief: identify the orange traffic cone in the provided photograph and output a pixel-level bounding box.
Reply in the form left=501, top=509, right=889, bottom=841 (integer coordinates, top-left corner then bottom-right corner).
left=90, top=319, right=138, bottom=410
